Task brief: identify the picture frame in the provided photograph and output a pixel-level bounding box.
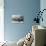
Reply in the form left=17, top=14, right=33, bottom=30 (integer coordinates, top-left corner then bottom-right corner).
left=11, top=15, right=24, bottom=23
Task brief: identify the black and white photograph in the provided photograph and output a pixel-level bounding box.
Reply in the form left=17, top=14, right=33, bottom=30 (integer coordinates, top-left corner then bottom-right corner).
left=12, top=15, right=24, bottom=23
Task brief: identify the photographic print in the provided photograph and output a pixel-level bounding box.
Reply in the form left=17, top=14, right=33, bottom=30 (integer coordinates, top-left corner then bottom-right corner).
left=12, top=15, right=24, bottom=23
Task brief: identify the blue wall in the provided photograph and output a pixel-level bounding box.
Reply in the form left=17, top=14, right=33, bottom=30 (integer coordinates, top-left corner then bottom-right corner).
left=4, top=0, right=40, bottom=42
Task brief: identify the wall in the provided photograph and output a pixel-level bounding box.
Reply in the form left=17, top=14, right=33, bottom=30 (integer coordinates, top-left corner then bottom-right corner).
left=40, top=0, right=46, bottom=45
left=40, top=0, right=46, bottom=27
left=0, top=0, right=4, bottom=42
left=4, top=0, right=40, bottom=42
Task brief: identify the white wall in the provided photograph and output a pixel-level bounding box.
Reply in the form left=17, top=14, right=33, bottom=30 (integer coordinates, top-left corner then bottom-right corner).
left=0, top=0, right=4, bottom=42
left=40, top=0, right=46, bottom=45
left=40, top=0, right=46, bottom=27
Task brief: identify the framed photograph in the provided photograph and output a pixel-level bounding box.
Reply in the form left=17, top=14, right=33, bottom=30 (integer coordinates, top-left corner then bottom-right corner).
left=11, top=15, right=24, bottom=23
